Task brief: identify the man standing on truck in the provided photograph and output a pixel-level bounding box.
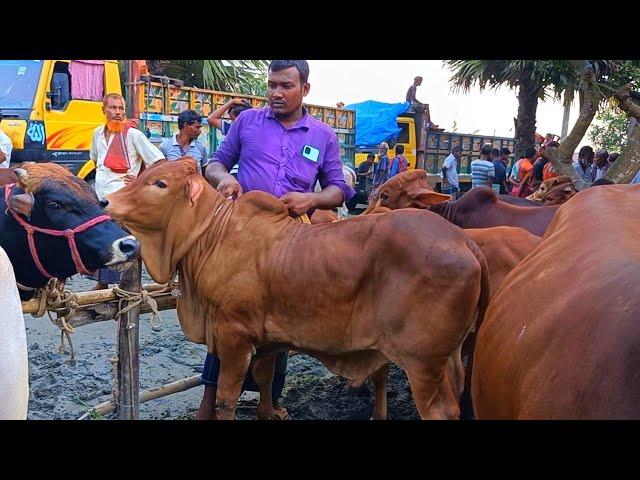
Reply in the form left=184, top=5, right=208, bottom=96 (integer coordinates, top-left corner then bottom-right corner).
left=90, top=92, right=165, bottom=290
left=159, top=109, right=208, bottom=173
left=201, top=59, right=355, bottom=420
left=441, top=145, right=461, bottom=199
left=0, top=113, right=13, bottom=168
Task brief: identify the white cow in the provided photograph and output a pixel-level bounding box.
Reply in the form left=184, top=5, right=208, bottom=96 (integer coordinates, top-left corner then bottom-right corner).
left=0, top=246, right=29, bottom=419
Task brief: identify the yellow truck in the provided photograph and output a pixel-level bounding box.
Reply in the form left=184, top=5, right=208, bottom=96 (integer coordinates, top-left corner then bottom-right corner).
left=353, top=107, right=516, bottom=191
left=0, top=60, right=357, bottom=182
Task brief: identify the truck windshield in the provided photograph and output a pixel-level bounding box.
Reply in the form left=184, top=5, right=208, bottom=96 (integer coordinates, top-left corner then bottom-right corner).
left=0, top=60, right=42, bottom=109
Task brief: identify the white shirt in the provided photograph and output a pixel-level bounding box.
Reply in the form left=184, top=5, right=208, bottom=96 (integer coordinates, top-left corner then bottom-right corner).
left=0, top=128, right=13, bottom=169
left=441, top=153, right=459, bottom=188
left=90, top=125, right=164, bottom=201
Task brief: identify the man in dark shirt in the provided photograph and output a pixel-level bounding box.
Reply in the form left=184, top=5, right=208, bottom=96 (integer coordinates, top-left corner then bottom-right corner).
left=406, top=76, right=423, bottom=104
left=491, top=148, right=507, bottom=194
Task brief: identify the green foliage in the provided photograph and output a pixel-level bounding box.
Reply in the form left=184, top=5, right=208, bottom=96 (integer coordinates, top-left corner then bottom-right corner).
left=140, top=60, right=269, bottom=95
left=589, top=101, right=629, bottom=152
left=72, top=395, right=105, bottom=420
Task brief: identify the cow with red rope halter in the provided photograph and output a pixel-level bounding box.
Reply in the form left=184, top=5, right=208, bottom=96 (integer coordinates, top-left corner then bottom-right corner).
left=0, top=162, right=140, bottom=300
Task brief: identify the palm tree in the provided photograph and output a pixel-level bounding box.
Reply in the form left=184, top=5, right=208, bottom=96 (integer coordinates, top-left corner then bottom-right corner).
left=445, top=60, right=584, bottom=159
left=140, top=60, right=269, bottom=95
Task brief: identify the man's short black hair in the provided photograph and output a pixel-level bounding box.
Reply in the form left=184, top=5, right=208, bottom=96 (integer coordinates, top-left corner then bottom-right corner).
left=178, top=109, right=202, bottom=130
left=230, top=103, right=252, bottom=118
left=395, top=144, right=405, bottom=154
left=480, top=144, right=492, bottom=156
left=269, top=60, right=310, bottom=84
left=367, top=153, right=375, bottom=160
left=491, top=148, right=500, bottom=158
left=452, top=145, right=463, bottom=154
left=524, top=147, right=537, bottom=159
left=579, top=145, right=594, bottom=160
left=500, top=147, right=511, bottom=156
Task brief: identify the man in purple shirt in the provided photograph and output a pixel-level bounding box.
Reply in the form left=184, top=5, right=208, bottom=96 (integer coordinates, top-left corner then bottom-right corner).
left=198, top=60, right=355, bottom=420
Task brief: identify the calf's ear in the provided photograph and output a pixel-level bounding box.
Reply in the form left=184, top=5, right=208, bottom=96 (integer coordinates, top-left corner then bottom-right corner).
left=8, top=192, right=34, bottom=217
left=408, top=188, right=451, bottom=207
left=185, top=178, right=203, bottom=206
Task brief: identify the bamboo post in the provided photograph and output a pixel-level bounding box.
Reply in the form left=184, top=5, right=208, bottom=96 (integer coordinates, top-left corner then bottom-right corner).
left=78, top=374, right=202, bottom=420
left=116, top=258, right=142, bottom=420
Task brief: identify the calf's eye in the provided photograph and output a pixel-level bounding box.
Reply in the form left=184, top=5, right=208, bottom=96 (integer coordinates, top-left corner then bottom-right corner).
left=48, top=201, right=62, bottom=210
left=154, top=180, right=167, bottom=189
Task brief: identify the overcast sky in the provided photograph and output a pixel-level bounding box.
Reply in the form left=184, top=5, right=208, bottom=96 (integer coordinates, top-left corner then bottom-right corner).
left=305, top=60, right=592, bottom=148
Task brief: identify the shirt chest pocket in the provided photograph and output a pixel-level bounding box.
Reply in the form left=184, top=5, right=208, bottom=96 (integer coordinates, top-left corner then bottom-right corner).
left=285, top=153, right=320, bottom=191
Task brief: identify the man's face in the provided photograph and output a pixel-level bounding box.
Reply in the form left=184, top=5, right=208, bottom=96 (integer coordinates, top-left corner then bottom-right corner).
left=416, top=77, right=423, bottom=86
left=595, top=154, right=607, bottom=167
left=379, top=145, right=388, bottom=155
left=103, top=97, right=126, bottom=122
left=500, top=154, right=509, bottom=163
left=182, top=121, right=202, bottom=141
left=267, top=67, right=309, bottom=117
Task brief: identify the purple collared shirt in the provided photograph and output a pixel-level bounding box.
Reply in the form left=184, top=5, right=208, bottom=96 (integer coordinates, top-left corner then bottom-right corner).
left=211, top=107, right=354, bottom=203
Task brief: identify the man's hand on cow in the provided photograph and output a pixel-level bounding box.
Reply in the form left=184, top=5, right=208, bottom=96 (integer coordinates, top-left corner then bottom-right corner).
left=280, top=192, right=315, bottom=217
left=217, top=175, right=243, bottom=199
left=123, top=174, right=135, bottom=186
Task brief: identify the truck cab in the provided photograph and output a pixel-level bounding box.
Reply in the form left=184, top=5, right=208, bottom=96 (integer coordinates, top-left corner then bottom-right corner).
left=0, top=60, right=122, bottom=180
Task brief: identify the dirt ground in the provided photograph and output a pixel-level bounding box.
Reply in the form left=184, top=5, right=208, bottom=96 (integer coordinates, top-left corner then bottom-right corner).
left=25, top=270, right=419, bottom=420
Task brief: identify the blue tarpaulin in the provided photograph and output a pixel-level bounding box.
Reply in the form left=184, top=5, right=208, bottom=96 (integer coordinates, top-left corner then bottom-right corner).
left=345, top=100, right=410, bottom=147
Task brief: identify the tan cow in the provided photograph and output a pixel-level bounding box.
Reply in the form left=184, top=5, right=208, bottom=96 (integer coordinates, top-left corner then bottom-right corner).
left=473, top=184, right=640, bottom=419
left=526, top=175, right=577, bottom=205
left=361, top=171, right=542, bottom=419
left=105, top=158, right=490, bottom=420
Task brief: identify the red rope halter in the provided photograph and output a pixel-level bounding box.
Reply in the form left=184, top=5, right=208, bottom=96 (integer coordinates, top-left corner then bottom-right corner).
left=4, top=183, right=112, bottom=279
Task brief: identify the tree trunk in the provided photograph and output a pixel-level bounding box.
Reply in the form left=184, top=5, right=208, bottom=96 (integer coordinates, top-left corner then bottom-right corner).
left=560, top=90, right=572, bottom=141
left=606, top=84, right=640, bottom=183
left=514, top=68, right=540, bottom=160
left=544, top=67, right=601, bottom=190
left=606, top=123, right=640, bottom=183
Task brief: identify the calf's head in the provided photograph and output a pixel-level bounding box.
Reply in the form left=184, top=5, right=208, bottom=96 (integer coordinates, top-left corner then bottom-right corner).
left=105, top=158, right=211, bottom=283
left=364, top=169, right=450, bottom=213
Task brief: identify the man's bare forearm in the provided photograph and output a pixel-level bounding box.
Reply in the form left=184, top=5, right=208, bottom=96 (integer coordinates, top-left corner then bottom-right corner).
left=204, top=161, right=231, bottom=187
left=309, top=185, right=345, bottom=210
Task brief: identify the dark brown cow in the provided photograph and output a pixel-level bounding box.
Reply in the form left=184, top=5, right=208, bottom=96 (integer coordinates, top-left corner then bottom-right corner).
left=473, top=184, right=640, bottom=419
left=429, top=186, right=559, bottom=236
left=497, top=194, right=541, bottom=207
left=105, top=159, right=490, bottom=420
left=526, top=175, right=577, bottom=205
left=368, top=170, right=557, bottom=236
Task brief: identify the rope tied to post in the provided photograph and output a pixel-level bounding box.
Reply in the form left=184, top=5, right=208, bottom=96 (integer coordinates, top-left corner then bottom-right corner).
left=112, top=286, right=163, bottom=331
left=31, top=278, right=78, bottom=360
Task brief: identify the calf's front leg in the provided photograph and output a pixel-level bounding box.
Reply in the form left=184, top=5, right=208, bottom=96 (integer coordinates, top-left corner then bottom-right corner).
left=216, top=336, right=253, bottom=420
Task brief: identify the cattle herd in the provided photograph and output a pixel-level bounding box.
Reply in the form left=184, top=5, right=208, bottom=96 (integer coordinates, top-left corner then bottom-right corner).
left=1, top=161, right=639, bottom=420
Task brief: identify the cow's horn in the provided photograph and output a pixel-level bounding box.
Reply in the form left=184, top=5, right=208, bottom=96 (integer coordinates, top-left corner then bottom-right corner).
left=14, top=168, right=28, bottom=182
